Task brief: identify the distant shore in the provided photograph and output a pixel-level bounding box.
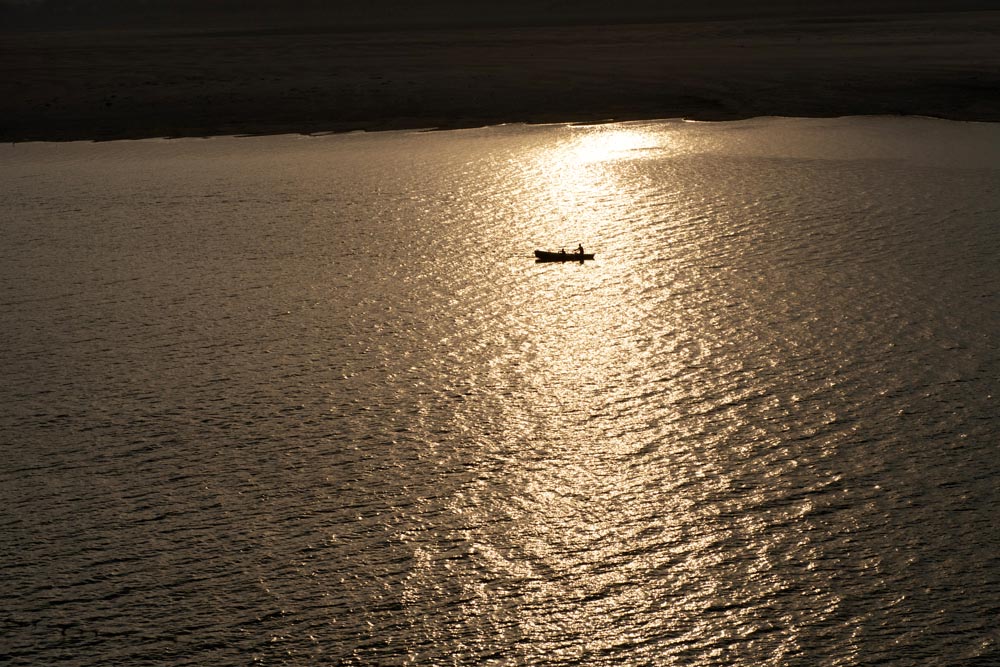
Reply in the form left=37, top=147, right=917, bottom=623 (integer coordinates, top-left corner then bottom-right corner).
left=4, top=10, right=1000, bottom=142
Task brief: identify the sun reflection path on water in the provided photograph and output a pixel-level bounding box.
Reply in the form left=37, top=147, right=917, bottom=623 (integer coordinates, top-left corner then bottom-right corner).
left=450, top=122, right=785, bottom=663
left=397, top=120, right=842, bottom=665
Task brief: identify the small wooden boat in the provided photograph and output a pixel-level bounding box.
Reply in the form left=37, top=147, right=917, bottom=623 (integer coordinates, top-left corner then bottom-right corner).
left=535, top=249, right=595, bottom=262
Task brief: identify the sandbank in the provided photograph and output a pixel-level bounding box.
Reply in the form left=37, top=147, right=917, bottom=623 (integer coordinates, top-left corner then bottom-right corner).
left=3, top=11, right=999, bottom=142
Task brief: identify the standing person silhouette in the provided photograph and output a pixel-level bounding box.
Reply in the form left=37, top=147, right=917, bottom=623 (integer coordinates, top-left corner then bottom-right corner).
left=577, top=244, right=584, bottom=255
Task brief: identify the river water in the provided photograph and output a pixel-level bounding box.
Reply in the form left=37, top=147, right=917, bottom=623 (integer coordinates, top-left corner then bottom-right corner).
left=1, top=117, right=998, bottom=665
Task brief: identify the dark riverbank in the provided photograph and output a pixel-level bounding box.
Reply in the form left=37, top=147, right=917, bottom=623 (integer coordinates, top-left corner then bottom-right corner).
left=4, top=10, right=999, bottom=142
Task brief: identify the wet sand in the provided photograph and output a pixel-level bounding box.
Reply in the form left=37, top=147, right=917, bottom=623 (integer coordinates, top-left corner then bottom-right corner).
left=3, top=10, right=999, bottom=142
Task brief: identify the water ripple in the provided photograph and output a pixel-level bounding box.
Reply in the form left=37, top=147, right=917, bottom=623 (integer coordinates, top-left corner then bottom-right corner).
left=1, top=118, right=998, bottom=666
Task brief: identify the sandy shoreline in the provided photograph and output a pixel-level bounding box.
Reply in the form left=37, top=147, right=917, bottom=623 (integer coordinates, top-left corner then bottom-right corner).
left=4, top=11, right=1000, bottom=142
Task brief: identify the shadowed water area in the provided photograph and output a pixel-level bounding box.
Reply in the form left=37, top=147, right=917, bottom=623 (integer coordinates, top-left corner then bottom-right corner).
left=1, top=117, right=998, bottom=665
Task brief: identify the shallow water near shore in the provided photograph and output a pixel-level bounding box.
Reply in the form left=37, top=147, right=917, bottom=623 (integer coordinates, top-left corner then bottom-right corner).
left=1, top=116, right=998, bottom=665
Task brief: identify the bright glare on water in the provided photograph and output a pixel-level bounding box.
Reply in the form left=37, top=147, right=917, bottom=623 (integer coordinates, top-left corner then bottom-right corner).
left=1, top=117, right=998, bottom=666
